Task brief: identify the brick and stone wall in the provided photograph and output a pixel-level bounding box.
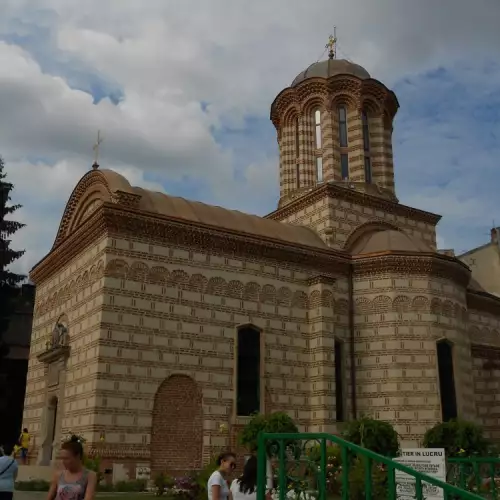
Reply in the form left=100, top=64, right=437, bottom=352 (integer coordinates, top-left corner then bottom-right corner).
left=352, top=270, right=473, bottom=447
left=272, top=194, right=437, bottom=251
left=92, top=235, right=346, bottom=470
left=22, top=235, right=107, bottom=463
left=468, top=306, right=500, bottom=440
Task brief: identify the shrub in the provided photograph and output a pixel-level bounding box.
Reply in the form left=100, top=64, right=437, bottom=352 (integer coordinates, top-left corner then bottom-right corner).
left=342, top=417, right=400, bottom=457
left=114, top=479, right=148, bottom=492
left=306, top=444, right=342, bottom=496
left=15, top=480, right=51, bottom=491
left=84, top=455, right=103, bottom=484
left=154, top=473, right=175, bottom=496
left=238, top=412, right=298, bottom=453
left=423, top=420, right=492, bottom=457
left=348, top=457, right=387, bottom=500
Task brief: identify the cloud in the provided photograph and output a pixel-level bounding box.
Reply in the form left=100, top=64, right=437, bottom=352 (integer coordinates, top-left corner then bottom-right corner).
left=0, top=0, right=499, bottom=274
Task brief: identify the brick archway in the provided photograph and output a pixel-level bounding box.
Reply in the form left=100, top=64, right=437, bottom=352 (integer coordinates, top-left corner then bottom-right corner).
left=151, top=375, right=203, bottom=473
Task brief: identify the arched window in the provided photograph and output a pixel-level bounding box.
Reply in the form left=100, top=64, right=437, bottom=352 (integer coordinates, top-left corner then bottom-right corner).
left=362, top=111, right=372, bottom=183
left=340, top=154, right=349, bottom=180
left=316, top=158, right=323, bottom=182
left=436, top=340, right=457, bottom=421
left=314, top=109, right=322, bottom=149
left=334, top=339, right=345, bottom=421
left=362, top=111, right=370, bottom=151
left=295, top=117, right=300, bottom=188
left=314, top=109, right=323, bottom=182
left=236, top=326, right=261, bottom=416
left=338, top=106, right=348, bottom=147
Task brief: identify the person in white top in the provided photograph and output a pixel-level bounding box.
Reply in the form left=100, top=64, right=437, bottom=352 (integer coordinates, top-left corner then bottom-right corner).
left=207, top=452, right=236, bottom=500
left=230, top=456, right=257, bottom=500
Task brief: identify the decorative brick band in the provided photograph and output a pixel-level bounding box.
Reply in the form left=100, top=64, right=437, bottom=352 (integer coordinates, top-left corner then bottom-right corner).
left=352, top=253, right=470, bottom=287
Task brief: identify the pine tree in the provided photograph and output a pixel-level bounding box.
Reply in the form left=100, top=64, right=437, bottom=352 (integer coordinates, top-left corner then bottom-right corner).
left=0, top=156, right=26, bottom=358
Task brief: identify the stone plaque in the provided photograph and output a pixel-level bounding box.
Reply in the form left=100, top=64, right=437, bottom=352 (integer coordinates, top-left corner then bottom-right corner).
left=47, top=362, right=61, bottom=387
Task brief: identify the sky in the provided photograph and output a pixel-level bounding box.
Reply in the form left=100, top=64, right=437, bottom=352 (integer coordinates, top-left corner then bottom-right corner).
left=1, top=0, right=499, bottom=276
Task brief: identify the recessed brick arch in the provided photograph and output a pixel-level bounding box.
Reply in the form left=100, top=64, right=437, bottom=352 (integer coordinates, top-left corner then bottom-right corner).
left=151, top=374, right=203, bottom=473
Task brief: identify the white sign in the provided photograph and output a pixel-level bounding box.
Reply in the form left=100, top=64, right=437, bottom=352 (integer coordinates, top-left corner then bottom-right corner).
left=136, top=465, right=151, bottom=480
left=394, top=448, right=446, bottom=500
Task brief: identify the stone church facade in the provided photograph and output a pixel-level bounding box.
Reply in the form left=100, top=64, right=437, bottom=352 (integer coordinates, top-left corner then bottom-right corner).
left=22, top=53, right=500, bottom=476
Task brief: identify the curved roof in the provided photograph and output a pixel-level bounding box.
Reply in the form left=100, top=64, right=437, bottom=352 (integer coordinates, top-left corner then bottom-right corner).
left=292, top=58, right=370, bottom=87
left=350, top=228, right=431, bottom=255
left=468, top=277, right=486, bottom=292
left=70, top=169, right=327, bottom=249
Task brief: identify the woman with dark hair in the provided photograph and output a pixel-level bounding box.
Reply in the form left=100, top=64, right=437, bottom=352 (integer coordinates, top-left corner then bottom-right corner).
left=207, top=452, right=236, bottom=500
left=230, top=456, right=257, bottom=500
left=0, top=444, right=18, bottom=500
left=46, top=436, right=97, bottom=500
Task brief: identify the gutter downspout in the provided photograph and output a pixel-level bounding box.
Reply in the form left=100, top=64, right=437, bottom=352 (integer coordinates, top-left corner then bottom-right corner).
left=348, top=264, right=357, bottom=419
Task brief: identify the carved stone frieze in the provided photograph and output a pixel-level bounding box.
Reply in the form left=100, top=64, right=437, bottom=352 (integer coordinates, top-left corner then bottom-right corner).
left=34, top=259, right=104, bottom=315
left=104, top=208, right=351, bottom=276
left=110, top=190, right=142, bottom=208
left=352, top=254, right=470, bottom=287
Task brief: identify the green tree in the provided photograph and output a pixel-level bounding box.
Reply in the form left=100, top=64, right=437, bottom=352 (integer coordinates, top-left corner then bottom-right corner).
left=238, top=412, right=298, bottom=453
left=0, top=156, right=26, bottom=358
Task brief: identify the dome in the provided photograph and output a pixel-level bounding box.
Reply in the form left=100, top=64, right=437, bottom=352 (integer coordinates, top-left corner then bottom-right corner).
left=350, top=229, right=431, bottom=256
left=291, top=58, right=370, bottom=87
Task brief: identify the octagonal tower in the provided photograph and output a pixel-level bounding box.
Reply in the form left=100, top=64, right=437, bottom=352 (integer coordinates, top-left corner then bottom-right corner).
left=271, top=49, right=399, bottom=209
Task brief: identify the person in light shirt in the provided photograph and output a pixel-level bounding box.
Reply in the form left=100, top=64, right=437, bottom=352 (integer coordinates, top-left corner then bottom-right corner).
left=230, top=456, right=258, bottom=500
left=207, top=452, right=236, bottom=500
left=0, top=444, right=19, bottom=500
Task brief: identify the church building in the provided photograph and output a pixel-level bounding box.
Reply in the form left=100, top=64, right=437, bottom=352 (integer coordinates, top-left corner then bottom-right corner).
left=22, top=41, right=500, bottom=476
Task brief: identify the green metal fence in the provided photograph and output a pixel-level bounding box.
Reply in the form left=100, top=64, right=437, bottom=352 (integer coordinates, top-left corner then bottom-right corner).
left=447, top=457, right=500, bottom=498
left=256, top=432, right=484, bottom=500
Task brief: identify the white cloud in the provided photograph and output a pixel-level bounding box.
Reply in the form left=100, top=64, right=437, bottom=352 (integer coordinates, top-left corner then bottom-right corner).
left=0, top=0, right=499, bottom=274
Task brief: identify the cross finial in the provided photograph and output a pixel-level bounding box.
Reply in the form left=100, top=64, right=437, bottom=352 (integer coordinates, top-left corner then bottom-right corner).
left=326, top=27, right=337, bottom=60
left=92, top=130, right=103, bottom=170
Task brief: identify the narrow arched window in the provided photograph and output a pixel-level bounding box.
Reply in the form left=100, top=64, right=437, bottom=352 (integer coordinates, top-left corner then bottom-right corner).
left=314, top=109, right=323, bottom=182
left=362, top=111, right=370, bottom=151
left=362, top=111, right=372, bottom=183
left=340, top=153, right=349, bottom=180
left=334, top=340, right=345, bottom=421
left=316, top=157, right=323, bottom=182
left=338, top=106, right=348, bottom=147
left=437, top=340, right=457, bottom=421
left=314, top=109, right=322, bottom=149
left=295, top=117, right=300, bottom=188
left=236, top=326, right=261, bottom=416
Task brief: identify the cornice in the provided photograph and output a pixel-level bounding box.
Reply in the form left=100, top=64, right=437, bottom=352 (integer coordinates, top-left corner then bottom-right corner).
left=31, top=203, right=351, bottom=285
left=267, top=182, right=441, bottom=226
left=467, top=289, right=500, bottom=316
left=352, top=252, right=471, bottom=287
left=30, top=209, right=108, bottom=285
left=37, top=345, right=70, bottom=364
left=105, top=205, right=351, bottom=275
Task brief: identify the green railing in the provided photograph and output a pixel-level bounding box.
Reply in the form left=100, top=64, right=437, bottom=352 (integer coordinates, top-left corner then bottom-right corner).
left=256, top=432, right=484, bottom=500
left=448, top=457, right=500, bottom=499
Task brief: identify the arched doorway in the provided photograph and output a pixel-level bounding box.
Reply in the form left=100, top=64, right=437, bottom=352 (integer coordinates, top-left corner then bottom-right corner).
left=40, top=396, right=58, bottom=465
left=151, top=375, right=202, bottom=473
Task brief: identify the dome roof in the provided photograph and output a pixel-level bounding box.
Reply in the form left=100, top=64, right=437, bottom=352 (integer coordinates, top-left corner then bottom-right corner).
left=350, top=229, right=431, bottom=256
left=291, top=58, right=370, bottom=87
